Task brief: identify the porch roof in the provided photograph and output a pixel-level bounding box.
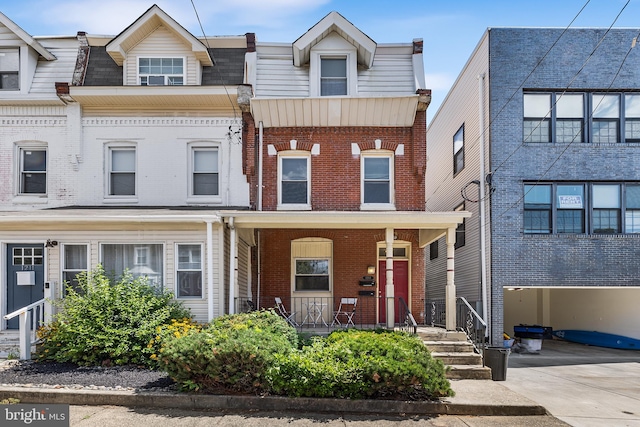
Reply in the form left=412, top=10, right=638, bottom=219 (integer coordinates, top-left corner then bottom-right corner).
left=223, top=210, right=470, bottom=247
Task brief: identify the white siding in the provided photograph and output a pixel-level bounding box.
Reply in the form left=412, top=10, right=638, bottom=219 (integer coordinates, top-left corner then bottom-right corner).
left=425, top=33, right=490, bottom=304
left=126, top=26, right=200, bottom=86
left=359, top=53, right=415, bottom=95
left=31, top=38, right=78, bottom=93
left=1, top=227, right=223, bottom=324
left=0, top=23, right=22, bottom=42
left=255, top=45, right=309, bottom=97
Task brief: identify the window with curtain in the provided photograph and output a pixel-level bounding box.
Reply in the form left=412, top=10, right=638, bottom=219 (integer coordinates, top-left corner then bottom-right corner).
left=63, top=245, right=88, bottom=295
left=101, top=244, right=163, bottom=288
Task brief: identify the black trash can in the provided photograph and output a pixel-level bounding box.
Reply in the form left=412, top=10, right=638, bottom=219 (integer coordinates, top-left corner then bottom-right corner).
left=483, top=346, right=510, bottom=381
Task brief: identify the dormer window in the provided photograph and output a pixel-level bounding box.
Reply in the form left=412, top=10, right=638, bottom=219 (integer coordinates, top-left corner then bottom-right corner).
left=320, top=57, right=347, bottom=96
left=138, top=57, right=184, bottom=86
left=0, top=48, right=19, bottom=90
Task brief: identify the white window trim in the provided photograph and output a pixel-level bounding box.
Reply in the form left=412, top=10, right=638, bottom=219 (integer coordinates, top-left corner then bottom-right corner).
left=14, top=142, right=48, bottom=200
left=360, top=151, right=395, bottom=210
left=137, top=56, right=186, bottom=86
left=187, top=142, right=222, bottom=204
left=309, top=35, right=357, bottom=97
left=99, top=242, right=165, bottom=288
left=278, top=151, right=311, bottom=211
left=105, top=143, right=137, bottom=202
left=175, top=243, right=204, bottom=300
left=60, top=243, right=89, bottom=296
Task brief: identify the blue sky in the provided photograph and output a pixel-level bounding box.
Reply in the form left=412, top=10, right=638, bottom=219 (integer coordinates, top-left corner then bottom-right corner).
left=1, top=0, right=638, bottom=117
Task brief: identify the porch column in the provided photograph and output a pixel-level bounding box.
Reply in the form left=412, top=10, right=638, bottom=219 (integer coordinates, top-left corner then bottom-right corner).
left=206, top=220, right=215, bottom=320
left=446, top=227, right=457, bottom=330
left=385, top=228, right=395, bottom=329
left=228, top=218, right=237, bottom=314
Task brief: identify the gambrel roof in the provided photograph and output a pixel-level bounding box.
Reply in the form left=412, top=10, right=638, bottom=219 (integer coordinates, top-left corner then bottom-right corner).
left=105, top=4, right=213, bottom=66
left=292, top=11, right=376, bottom=68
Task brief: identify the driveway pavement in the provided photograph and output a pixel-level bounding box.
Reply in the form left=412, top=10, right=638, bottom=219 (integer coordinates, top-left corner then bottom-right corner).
left=502, top=338, right=640, bottom=427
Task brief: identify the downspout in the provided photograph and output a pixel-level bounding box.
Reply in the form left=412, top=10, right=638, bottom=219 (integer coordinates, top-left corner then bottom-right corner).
left=206, top=219, right=215, bottom=320
left=258, top=121, right=264, bottom=211
left=228, top=217, right=237, bottom=314
left=478, top=73, right=490, bottom=338
left=257, top=230, right=261, bottom=308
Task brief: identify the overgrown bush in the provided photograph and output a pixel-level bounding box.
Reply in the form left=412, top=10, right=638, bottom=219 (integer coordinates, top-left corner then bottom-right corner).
left=158, top=310, right=297, bottom=394
left=36, top=266, right=192, bottom=367
left=267, top=329, right=454, bottom=400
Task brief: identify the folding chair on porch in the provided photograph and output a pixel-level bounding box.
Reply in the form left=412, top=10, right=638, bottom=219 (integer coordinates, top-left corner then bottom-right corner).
left=331, top=298, right=358, bottom=327
left=275, top=297, right=298, bottom=326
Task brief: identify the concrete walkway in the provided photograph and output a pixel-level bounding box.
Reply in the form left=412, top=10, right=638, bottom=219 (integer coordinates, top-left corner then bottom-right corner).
left=503, top=338, right=640, bottom=427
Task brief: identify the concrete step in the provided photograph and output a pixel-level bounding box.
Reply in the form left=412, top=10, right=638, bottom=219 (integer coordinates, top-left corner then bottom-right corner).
left=417, top=330, right=469, bottom=342
left=424, top=340, right=475, bottom=353
left=432, top=352, right=483, bottom=366
left=446, top=365, right=492, bottom=380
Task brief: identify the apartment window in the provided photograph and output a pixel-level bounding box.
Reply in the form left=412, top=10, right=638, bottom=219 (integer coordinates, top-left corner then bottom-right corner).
left=19, top=148, right=47, bottom=194
left=625, top=94, right=640, bottom=142
left=524, top=184, right=551, bottom=234
left=592, top=94, right=620, bottom=143
left=454, top=204, right=466, bottom=248
left=429, top=241, right=439, bottom=260
left=0, top=48, right=19, bottom=90
left=556, top=94, right=584, bottom=143
left=192, top=148, right=219, bottom=196
left=523, top=93, right=551, bottom=142
left=176, top=244, right=202, bottom=298
left=557, top=184, right=584, bottom=233
left=625, top=185, right=640, bottom=233
left=362, top=154, right=393, bottom=205
left=453, top=125, right=465, bottom=174
left=279, top=155, right=310, bottom=207
left=101, top=244, right=163, bottom=288
left=139, top=58, right=184, bottom=85
left=294, top=259, right=330, bottom=291
left=109, top=148, right=135, bottom=196
left=320, top=57, right=347, bottom=96
left=62, top=244, right=88, bottom=295
left=592, top=184, right=620, bottom=233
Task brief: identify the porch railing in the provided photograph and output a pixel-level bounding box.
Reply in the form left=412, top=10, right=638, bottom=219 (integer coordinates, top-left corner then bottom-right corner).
left=3, top=298, right=46, bottom=360
left=234, top=295, right=416, bottom=333
left=424, top=297, right=487, bottom=353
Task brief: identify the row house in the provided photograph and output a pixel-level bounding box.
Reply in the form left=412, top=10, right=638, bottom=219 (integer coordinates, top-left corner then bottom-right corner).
left=426, top=27, right=640, bottom=345
left=0, top=6, right=468, bottom=333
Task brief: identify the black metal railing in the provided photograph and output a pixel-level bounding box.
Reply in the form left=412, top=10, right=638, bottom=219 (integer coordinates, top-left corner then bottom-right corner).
left=234, top=295, right=417, bottom=334
left=424, top=297, right=487, bottom=353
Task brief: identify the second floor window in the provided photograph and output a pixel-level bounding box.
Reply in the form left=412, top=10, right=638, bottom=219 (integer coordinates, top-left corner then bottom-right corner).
left=279, top=155, right=310, bottom=207
left=19, top=148, right=47, bottom=195
left=320, top=57, right=347, bottom=96
left=453, top=125, right=464, bottom=175
left=362, top=154, right=392, bottom=205
left=139, top=58, right=184, bottom=86
left=0, top=48, right=19, bottom=90
left=523, top=182, right=640, bottom=235
left=109, top=148, right=135, bottom=196
left=192, top=148, right=219, bottom=196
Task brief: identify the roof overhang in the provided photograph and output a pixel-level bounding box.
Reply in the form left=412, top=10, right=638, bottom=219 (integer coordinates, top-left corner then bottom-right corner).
left=66, top=85, right=240, bottom=109
left=105, top=4, right=212, bottom=66
left=223, top=211, right=470, bottom=247
left=0, top=11, right=56, bottom=60
left=0, top=209, right=222, bottom=231
left=292, top=11, right=376, bottom=68
left=251, top=95, right=421, bottom=128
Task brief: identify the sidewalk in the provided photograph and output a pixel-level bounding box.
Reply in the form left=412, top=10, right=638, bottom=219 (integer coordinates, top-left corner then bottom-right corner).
left=0, top=377, right=548, bottom=417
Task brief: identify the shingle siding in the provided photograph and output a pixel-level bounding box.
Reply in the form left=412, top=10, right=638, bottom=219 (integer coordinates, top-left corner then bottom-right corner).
left=83, top=46, right=123, bottom=86
left=203, top=48, right=246, bottom=86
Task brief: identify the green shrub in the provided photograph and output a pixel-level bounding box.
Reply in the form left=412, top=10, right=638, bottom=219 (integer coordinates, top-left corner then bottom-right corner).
left=267, top=329, right=454, bottom=400
left=158, top=310, right=297, bottom=393
left=36, top=265, right=192, bottom=367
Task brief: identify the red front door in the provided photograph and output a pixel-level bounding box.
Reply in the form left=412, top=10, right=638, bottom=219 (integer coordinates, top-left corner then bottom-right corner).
left=378, top=260, right=408, bottom=324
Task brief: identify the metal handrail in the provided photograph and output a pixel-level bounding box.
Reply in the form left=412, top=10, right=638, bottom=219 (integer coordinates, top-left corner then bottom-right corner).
left=3, top=298, right=46, bottom=360
left=456, top=297, right=487, bottom=354
left=397, top=297, right=417, bottom=334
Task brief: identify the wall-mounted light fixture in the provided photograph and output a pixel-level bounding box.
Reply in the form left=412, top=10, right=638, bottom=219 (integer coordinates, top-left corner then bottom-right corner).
left=367, top=265, right=376, bottom=275
left=45, top=239, right=58, bottom=248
